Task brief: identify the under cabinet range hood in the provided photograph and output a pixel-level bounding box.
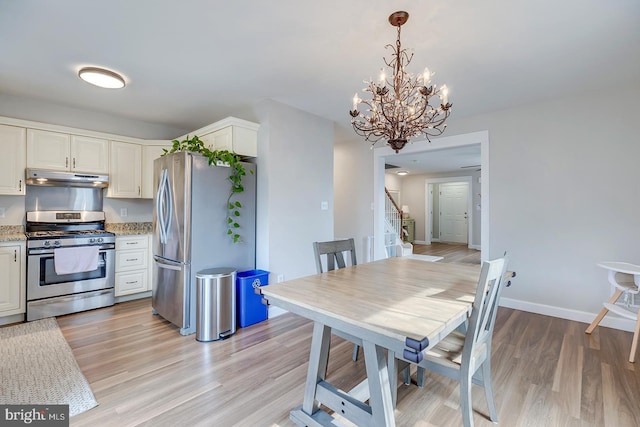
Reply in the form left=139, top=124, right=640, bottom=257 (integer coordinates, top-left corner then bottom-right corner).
left=25, top=169, right=109, bottom=188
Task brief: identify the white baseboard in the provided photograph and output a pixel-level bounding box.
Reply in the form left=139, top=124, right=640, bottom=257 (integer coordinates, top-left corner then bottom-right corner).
left=432, top=238, right=441, bottom=243
left=500, top=297, right=636, bottom=332
left=414, top=240, right=427, bottom=245
left=469, top=244, right=481, bottom=250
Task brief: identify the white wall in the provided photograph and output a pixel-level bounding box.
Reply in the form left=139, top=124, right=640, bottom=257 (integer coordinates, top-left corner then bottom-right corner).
left=399, top=170, right=482, bottom=246
left=334, top=139, right=374, bottom=263
left=0, top=93, right=188, bottom=140
left=334, top=84, right=640, bottom=330
left=103, top=198, right=153, bottom=223
left=0, top=194, right=154, bottom=225
left=0, top=195, right=25, bottom=225
left=252, top=100, right=335, bottom=281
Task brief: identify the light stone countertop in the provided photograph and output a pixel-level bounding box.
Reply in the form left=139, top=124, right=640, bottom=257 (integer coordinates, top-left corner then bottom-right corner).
left=106, top=222, right=153, bottom=236
left=0, top=225, right=26, bottom=242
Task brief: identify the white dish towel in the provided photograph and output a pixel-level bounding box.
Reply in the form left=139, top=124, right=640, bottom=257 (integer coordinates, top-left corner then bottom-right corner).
left=54, top=246, right=99, bottom=275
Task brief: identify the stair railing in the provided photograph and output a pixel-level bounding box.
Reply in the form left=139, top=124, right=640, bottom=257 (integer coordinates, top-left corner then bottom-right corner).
left=384, top=188, right=403, bottom=241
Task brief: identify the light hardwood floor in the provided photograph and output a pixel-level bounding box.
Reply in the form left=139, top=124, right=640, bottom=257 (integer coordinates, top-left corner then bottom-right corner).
left=57, top=298, right=640, bottom=426
left=413, top=242, right=481, bottom=265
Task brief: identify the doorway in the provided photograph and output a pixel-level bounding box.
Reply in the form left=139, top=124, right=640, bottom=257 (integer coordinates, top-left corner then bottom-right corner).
left=372, top=130, right=489, bottom=261
left=425, top=177, right=473, bottom=246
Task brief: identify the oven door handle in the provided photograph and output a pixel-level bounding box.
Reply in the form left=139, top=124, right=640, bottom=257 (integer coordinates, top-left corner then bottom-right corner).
left=28, top=247, right=113, bottom=256
left=28, top=249, right=55, bottom=256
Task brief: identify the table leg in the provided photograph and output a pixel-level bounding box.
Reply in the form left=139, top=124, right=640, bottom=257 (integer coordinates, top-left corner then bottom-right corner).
left=586, top=289, right=623, bottom=334
left=363, top=340, right=396, bottom=427
left=387, top=352, right=398, bottom=408
left=302, top=322, right=332, bottom=415
left=630, top=314, right=640, bottom=363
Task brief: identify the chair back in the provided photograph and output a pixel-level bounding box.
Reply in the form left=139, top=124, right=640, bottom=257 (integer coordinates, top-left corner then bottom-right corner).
left=313, top=238, right=357, bottom=273
left=463, top=257, right=509, bottom=358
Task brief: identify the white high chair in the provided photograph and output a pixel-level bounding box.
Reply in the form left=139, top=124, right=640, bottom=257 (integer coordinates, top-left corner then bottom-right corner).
left=585, top=262, right=640, bottom=362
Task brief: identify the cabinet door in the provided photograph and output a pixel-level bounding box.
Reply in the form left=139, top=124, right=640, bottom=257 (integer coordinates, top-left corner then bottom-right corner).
left=209, top=126, right=233, bottom=152
left=70, top=135, right=109, bottom=174
left=0, top=125, right=26, bottom=195
left=231, top=126, right=258, bottom=157
left=147, top=235, right=153, bottom=291
left=26, top=129, right=70, bottom=171
left=141, top=144, right=170, bottom=199
left=201, top=125, right=257, bottom=157
left=115, top=270, right=148, bottom=296
left=0, top=244, right=24, bottom=315
left=116, top=248, right=148, bottom=272
left=108, top=141, right=141, bottom=198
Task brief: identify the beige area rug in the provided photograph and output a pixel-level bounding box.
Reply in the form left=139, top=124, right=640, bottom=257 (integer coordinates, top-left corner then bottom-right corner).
left=0, top=317, right=98, bottom=417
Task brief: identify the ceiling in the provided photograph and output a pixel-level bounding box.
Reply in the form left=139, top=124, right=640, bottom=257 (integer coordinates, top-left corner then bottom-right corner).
left=1, top=1, right=638, bottom=164
left=385, top=144, right=481, bottom=175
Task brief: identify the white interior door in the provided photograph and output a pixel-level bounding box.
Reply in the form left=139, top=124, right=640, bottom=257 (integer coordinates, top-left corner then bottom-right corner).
left=440, top=182, right=469, bottom=244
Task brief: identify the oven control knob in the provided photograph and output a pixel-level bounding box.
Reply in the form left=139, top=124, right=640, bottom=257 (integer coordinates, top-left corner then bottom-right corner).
left=44, top=241, right=51, bottom=247
left=53, top=240, right=61, bottom=247
left=97, top=237, right=104, bottom=243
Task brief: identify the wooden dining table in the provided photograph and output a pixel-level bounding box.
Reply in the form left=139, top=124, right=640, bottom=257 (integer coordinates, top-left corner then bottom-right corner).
left=260, top=257, right=493, bottom=427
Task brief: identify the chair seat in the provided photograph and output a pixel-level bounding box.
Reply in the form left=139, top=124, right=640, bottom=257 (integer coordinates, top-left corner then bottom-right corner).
left=424, top=332, right=487, bottom=371
left=586, top=261, right=640, bottom=362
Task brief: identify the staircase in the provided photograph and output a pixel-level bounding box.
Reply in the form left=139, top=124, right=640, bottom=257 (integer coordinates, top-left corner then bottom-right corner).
left=384, top=188, right=413, bottom=257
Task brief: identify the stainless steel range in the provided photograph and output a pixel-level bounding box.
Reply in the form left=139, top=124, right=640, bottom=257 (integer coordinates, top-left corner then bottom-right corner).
left=25, top=170, right=116, bottom=321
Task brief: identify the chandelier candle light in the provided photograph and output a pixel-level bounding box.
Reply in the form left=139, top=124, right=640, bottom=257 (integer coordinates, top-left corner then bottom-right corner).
left=349, top=11, right=452, bottom=153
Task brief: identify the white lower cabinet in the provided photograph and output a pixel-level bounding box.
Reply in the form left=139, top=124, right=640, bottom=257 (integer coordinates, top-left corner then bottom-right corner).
left=0, top=242, right=25, bottom=317
left=115, top=235, right=149, bottom=297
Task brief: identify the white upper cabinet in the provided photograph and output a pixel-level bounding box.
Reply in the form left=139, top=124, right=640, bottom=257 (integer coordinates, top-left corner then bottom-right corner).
left=141, top=143, right=170, bottom=199
left=27, top=129, right=109, bottom=174
left=107, top=140, right=142, bottom=198
left=194, top=118, right=258, bottom=158
left=26, top=129, right=69, bottom=171
left=0, top=124, right=26, bottom=195
left=70, top=135, right=109, bottom=173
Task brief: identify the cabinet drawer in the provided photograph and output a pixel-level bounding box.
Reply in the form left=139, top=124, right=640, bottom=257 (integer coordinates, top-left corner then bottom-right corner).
left=116, top=235, right=148, bottom=251
left=115, top=270, right=148, bottom=296
left=115, top=249, right=147, bottom=271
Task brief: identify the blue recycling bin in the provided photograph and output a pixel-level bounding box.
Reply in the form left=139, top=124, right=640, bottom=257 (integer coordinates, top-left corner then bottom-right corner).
left=236, top=269, right=269, bottom=328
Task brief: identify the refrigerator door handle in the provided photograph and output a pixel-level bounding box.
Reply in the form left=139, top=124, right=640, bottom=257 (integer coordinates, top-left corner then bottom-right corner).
left=154, top=256, right=183, bottom=271
left=156, top=169, right=170, bottom=244
left=164, top=169, right=173, bottom=237
left=156, top=262, right=182, bottom=272
left=156, top=170, right=165, bottom=243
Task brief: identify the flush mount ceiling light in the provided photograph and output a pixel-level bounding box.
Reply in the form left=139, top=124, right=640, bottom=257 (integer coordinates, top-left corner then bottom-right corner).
left=397, top=170, right=409, bottom=176
left=350, top=11, right=452, bottom=153
left=78, top=67, right=125, bottom=89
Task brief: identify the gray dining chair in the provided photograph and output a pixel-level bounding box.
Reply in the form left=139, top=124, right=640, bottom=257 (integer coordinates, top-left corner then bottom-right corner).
left=397, top=256, right=509, bottom=427
left=313, top=238, right=360, bottom=361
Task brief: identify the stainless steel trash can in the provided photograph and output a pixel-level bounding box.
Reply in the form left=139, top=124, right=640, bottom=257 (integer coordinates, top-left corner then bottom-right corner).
left=196, top=268, right=237, bottom=342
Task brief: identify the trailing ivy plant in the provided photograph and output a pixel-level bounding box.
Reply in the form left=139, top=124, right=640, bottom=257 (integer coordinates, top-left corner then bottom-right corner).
left=162, top=135, right=251, bottom=243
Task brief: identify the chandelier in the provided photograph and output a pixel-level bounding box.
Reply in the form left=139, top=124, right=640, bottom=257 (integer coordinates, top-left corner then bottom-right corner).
left=349, top=11, right=452, bottom=153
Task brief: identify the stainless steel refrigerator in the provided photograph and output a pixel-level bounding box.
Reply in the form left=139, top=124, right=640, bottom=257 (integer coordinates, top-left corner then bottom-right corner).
left=152, top=151, right=256, bottom=335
